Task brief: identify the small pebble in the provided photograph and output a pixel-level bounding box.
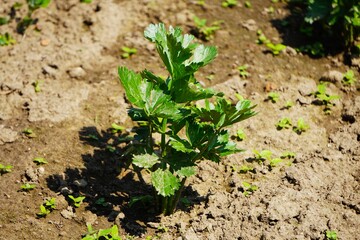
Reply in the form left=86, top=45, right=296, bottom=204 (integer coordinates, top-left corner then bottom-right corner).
left=40, top=39, right=50, bottom=46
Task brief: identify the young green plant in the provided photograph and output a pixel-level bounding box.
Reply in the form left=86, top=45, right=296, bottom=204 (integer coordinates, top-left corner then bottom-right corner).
left=242, top=181, right=258, bottom=196
left=343, top=70, right=357, bottom=85
left=82, top=224, right=121, bottom=240
left=68, top=195, right=85, bottom=208
left=121, top=46, right=137, bottom=59
left=21, top=183, right=36, bottom=191
left=267, top=92, right=279, bottom=103
left=17, top=0, right=51, bottom=34
left=36, top=198, right=55, bottom=218
left=193, top=16, right=222, bottom=41
left=293, top=118, right=309, bottom=134
left=276, top=117, right=292, bottom=130
left=118, top=23, right=256, bottom=215
left=313, top=82, right=340, bottom=114
left=222, top=0, right=238, bottom=8
left=0, top=164, right=13, bottom=175
left=238, top=65, right=249, bottom=78
left=33, top=157, right=48, bottom=165
left=0, top=33, right=16, bottom=46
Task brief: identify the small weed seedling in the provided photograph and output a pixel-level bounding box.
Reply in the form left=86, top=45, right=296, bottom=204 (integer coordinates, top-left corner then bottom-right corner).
left=36, top=198, right=55, bottom=218
left=23, top=128, right=37, bottom=138
left=293, top=118, right=309, bottom=135
left=118, top=23, right=256, bottom=215
left=21, top=183, right=36, bottom=191
left=110, top=123, right=125, bottom=133
left=17, top=0, right=51, bottom=34
left=33, top=157, right=48, bottom=165
left=37, top=205, right=50, bottom=218
left=244, top=1, right=252, bottom=8
left=325, top=230, right=337, bottom=240
left=267, top=92, right=279, bottom=103
left=222, top=0, right=238, bottom=8
left=313, top=82, right=340, bottom=114
left=80, top=0, right=93, bottom=3
left=266, top=42, right=286, bottom=55
left=237, top=65, right=249, bottom=78
left=283, top=101, right=294, bottom=109
left=121, top=46, right=137, bottom=59
left=0, top=164, right=13, bottom=175
left=242, top=181, right=258, bottom=196
left=0, top=33, right=16, bottom=46
left=195, top=0, right=206, bottom=6
left=82, top=224, right=121, bottom=240
left=256, top=30, right=270, bottom=45
left=280, top=151, right=296, bottom=159
left=68, top=195, right=85, bottom=208
left=253, top=150, right=272, bottom=164
left=235, top=129, right=246, bottom=141
left=193, top=16, right=222, bottom=41
left=343, top=70, right=357, bottom=85
left=239, top=165, right=254, bottom=173
left=256, top=30, right=286, bottom=55
left=269, top=158, right=283, bottom=168
left=32, top=80, right=41, bottom=93
left=276, top=118, right=292, bottom=130
left=44, top=198, right=56, bottom=209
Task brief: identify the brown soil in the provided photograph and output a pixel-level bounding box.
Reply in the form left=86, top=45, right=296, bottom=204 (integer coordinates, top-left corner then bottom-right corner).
left=0, top=0, right=359, bottom=239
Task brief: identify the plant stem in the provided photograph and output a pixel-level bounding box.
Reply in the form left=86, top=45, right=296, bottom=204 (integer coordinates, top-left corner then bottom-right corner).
left=168, top=178, right=187, bottom=214
left=148, top=122, right=153, bottom=153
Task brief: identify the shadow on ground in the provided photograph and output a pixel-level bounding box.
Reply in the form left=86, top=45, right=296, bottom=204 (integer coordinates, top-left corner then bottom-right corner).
left=270, top=1, right=347, bottom=58
left=46, top=126, right=204, bottom=236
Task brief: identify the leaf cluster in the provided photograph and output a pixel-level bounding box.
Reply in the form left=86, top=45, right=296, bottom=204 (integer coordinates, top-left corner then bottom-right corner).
left=21, top=183, right=36, bottom=191
left=82, top=224, right=121, bottom=240
left=68, top=195, right=86, bottom=208
left=37, top=198, right=55, bottom=218
left=193, top=16, right=222, bottom=41
left=0, top=164, right=13, bottom=175
left=313, top=82, right=340, bottom=114
left=252, top=150, right=295, bottom=169
left=296, top=0, right=360, bottom=51
left=15, top=0, right=51, bottom=34
left=343, top=70, right=357, bottom=85
left=256, top=30, right=286, bottom=55
left=118, top=23, right=256, bottom=215
left=0, top=33, right=16, bottom=46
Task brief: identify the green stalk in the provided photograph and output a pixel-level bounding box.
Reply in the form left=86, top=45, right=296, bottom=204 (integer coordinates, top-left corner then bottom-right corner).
left=148, top=122, right=153, bottom=153
left=167, top=178, right=187, bottom=215
left=160, top=118, right=168, bottom=169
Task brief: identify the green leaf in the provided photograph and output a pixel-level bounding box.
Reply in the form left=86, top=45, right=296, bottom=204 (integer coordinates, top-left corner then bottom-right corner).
left=118, top=67, right=145, bottom=107
left=305, top=0, right=332, bottom=24
left=193, top=98, right=257, bottom=129
left=169, top=137, right=194, bottom=153
left=270, top=158, right=283, bottom=167
left=110, top=123, right=125, bottom=133
left=118, top=67, right=180, bottom=119
left=143, top=23, right=219, bottom=103
left=21, top=183, right=36, bottom=191
left=151, top=169, right=180, bottom=197
left=27, top=0, right=51, bottom=9
left=176, top=166, right=196, bottom=178
left=33, top=157, right=48, bottom=165
left=132, top=153, right=159, bottom=169
left=325, top=230, right=337, bottom=240
left=0, top=164, right=13, bottom=175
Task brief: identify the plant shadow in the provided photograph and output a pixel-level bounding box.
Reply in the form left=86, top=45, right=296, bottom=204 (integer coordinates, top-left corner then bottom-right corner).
left=46, top=126, right=204, bottom=236
left=270, top=1, right=345, bottom=58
